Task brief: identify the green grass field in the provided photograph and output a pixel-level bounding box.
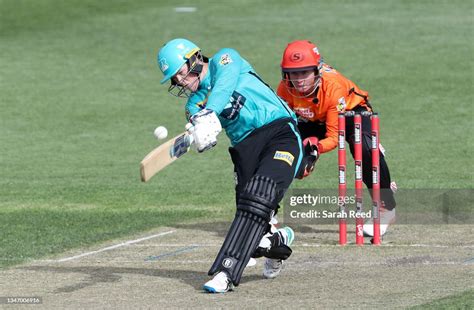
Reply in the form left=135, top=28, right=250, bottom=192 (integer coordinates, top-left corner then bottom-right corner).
left=410, top=289, right=474, bottom=309
left=1, top=0, right=472, bottom=307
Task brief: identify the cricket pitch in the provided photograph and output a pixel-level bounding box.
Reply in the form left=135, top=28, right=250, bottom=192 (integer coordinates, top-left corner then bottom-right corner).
left=1, top=223, right=472, bottom=309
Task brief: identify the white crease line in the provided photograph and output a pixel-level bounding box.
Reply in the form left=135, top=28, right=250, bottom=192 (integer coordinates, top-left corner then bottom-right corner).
left=56, top=230, right=176, bottom=262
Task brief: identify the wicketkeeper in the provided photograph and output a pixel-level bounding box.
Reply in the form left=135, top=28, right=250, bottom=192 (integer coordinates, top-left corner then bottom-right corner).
left=157, top=38, right=301, bottom=293
left=276, top=40, right=397, bottom=236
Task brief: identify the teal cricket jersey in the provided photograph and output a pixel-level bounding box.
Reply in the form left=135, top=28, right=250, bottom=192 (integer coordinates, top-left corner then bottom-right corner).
left=185, top=48, right=297, bottom=146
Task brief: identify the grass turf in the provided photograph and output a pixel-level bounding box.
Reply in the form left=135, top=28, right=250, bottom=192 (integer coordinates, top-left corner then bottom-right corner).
left=410, top=289, right=474, bottom=309
left=0, top=0, right=472, bottom=284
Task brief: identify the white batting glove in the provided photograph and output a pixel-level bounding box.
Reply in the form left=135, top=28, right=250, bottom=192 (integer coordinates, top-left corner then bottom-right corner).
left=190, top=109, right=222, bottom=153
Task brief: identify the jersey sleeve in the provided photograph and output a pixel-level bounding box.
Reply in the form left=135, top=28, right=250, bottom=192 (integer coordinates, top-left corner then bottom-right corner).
left=318, top=103, right=338, bottom=153
left=185, top=100, right=199, bottom=121
left=185, top=90, right=208, bottom=121
left=318, top=85, right=346, bottom=153
left=205, top=48, right=243, bottom=115
left=276, top=81, right=294, bottom=109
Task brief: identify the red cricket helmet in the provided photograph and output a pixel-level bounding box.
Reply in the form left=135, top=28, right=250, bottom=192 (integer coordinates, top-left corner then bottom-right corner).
left=281, top=40, right=323, bottom=97
left=281, top=40, right=322, bottom=72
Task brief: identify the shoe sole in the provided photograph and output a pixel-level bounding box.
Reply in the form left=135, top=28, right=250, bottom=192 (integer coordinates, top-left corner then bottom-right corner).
left=263, top=271, right=281, bottom=279
left=203, top=285, right=231, bottom=293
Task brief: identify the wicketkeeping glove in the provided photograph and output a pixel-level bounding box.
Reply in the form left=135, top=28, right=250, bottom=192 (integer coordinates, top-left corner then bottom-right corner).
left=296, top=137, right=320, bottom=179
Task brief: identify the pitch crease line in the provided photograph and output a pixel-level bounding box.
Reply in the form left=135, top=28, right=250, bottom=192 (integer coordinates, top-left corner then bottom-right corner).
left=56, top=230, right=176, bottom=262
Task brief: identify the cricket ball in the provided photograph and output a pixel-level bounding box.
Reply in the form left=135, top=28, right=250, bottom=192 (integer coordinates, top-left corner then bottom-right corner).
left=154, top=126, right=168, bottom=140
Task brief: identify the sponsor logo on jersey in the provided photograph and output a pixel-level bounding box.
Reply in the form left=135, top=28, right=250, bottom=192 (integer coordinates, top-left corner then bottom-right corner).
left=273, top=151, right=294, bottom=166
left=294, top=107, right=314, bottom=119
left=219, top=54, right=233, bottom=66
left=197, top=98, right=208, bottom=109
left=337, top=97, right=346, bottom=112
left=321, top=64, right=336, bottom=73
left=220, top=91, right=246, bottom=120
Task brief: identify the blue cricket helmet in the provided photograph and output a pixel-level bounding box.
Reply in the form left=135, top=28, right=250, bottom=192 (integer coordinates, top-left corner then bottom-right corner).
left=157, top=38, right=201, bottom=84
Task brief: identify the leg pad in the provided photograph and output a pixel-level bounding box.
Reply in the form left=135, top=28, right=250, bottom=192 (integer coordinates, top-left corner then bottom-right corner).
left=208, top=175, right=276, bottom=285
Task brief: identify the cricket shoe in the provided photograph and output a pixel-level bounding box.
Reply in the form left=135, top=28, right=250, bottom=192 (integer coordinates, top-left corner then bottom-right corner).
left=263, top=258, right=283, bottom=279
left=363, top=208, right=396, bottom=237
left=364, top=181, right=398, bottom=237
left=263, top=227, right=294, bottom=279
left=203, top=271, right=233, bottom=293
left=246, top=257, right=257, bottom=267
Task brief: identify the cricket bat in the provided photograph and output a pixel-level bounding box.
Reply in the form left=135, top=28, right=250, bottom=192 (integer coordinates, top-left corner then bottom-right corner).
left=140, top=131, right=194, bottom=182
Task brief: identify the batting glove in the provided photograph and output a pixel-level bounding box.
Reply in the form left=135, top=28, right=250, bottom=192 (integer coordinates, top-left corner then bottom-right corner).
left=190, top=109, right=222, bottom=153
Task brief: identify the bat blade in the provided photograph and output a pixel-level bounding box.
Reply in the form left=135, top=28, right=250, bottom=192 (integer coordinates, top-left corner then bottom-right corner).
left=140, top=132, right=193, bottom=182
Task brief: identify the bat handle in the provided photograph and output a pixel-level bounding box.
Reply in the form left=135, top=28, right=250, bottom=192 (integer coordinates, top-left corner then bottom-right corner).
left=185, top=123, right=195, bottom=145
left=187, top=133, right=194, bottom=145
